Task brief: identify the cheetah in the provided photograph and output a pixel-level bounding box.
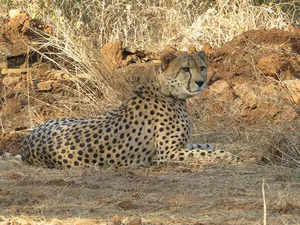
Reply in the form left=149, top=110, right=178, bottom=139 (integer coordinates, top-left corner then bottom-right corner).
left=21, top=51, right=238, bottom=169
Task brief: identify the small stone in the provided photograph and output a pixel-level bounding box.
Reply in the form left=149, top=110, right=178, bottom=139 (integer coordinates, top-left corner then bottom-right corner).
left=127, top=217, right=142, bottom=225
left=117, top=200, right=138, bottom=210
left=9, top=9, right=24, bottom=19
left=2, top=75, right=21, bottom=86
left=37, top=80, right=55, bottom=91
left=112, top=215, right=122, bottom=225
left=283, top=80, right=300, bottom=104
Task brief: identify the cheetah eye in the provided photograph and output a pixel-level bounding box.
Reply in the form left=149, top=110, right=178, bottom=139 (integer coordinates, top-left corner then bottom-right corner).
left=200, top=66, right=206, bottom=71
left=182, top=67, right=190, bottom=72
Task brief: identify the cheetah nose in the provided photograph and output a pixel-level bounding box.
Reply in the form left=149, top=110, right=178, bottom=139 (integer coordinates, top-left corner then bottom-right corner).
left=195, top=80, right=204, bottom=87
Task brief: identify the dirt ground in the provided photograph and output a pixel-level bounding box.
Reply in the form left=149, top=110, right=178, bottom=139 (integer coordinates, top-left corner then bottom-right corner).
left=1, top=157, right=300, bottom=225
left=0, top=10, right=300, bottom=225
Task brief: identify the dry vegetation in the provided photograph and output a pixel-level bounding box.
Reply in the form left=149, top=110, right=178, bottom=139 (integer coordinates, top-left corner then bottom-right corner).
left=0, top=0, right=300, bottom=224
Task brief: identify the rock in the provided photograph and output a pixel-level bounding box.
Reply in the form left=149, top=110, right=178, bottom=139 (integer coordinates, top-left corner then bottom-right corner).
left=202, top=42, right=213, bottom=55
left=9, top=9, right=24, bottom=19
left=2, top=75, right=21, bottom=86
left=117, top=200, right=138, bottom=210
left=283, top=80, right=300, bottom=104
left=257, top=54, right=283, bottom=77
left=112, top=215, right=122, bottom=225
left=100, top=41, right=124, bottom=71
left=37, top=80, right=55, bottom=91
left=127, top=217, right=142, bottom=225
left=233, top=83, right=257, bottom=108
left=187, top=44, right=197, bottom=54
left=208, top=80, right=234, bottom=102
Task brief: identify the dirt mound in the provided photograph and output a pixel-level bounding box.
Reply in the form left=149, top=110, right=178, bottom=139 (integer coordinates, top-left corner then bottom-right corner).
left=189, top=29, right=300, bottom=125
left=208, top=29, right=300, bottom=82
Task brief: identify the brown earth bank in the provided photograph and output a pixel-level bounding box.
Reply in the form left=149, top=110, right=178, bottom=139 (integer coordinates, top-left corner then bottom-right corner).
left=0, top=10, right=300, bottom=225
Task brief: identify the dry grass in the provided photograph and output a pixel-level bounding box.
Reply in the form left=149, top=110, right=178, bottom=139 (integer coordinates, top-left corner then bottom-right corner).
left=21, top=0, right=297, bottom=108
left=183, top=0, right=297, bottom=48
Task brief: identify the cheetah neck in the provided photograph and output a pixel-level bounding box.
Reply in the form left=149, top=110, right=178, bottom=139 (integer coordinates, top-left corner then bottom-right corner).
left=133, top=83, right=187, bottom=112
left=133, top=82, right=187, bottom=106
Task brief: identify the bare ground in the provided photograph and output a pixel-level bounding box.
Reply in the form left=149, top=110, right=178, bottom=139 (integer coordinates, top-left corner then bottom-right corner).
left=0, top=147, right=300, bottom=225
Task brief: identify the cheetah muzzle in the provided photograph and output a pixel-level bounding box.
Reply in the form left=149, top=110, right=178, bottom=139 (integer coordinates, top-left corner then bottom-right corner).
left=21, top=51, right=239, bottom=169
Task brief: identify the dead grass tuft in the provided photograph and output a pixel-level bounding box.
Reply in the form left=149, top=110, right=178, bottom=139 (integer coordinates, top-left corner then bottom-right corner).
left=183, top=0, right=297, bottom=48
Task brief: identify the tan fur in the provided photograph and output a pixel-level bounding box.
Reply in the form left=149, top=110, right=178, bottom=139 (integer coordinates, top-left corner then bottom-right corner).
left=22, top=51, right=238, bottom=169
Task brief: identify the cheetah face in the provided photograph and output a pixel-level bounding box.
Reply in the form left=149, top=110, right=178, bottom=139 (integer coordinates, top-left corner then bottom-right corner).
left=159, top=51, right=207, bottom=99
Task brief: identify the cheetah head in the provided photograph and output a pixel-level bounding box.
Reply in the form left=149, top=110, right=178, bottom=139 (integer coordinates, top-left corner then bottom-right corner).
left=158, top=51, right=207, bottom=100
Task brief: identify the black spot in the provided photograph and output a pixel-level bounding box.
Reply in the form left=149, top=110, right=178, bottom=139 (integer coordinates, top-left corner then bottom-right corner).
left=159, top=128, right=164, bottom=132
left=107, top=153, right=111, bottom=158
left=150, top=110, right=155, bottom=115
left=78, top=150, right=83, bottom=155
left=106, top=127, right=111, bottom=132
left=68, top=154, right=73, bottom=159
left=84, top=159, right=89, bottom=163
left=63, top=159, right=68, bottom=164
left=104, top=135, right=109, bottom=141
left=74, top=161, right=79, bottom=166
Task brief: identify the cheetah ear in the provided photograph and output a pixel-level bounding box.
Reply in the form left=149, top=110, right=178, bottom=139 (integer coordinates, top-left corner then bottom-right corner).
left=196, top=51, right=206, bottom=62
left=160, top=50, right=177, bottom=71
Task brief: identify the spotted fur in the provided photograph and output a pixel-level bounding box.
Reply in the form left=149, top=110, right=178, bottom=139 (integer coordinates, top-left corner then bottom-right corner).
left=22, top=51, right=238, bottom=169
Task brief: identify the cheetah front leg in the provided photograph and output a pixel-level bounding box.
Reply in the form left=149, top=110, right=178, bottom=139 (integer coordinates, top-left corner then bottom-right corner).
left=184, top=143, right=217, bottom=150
left=155, top=139, right=239, bottom=165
